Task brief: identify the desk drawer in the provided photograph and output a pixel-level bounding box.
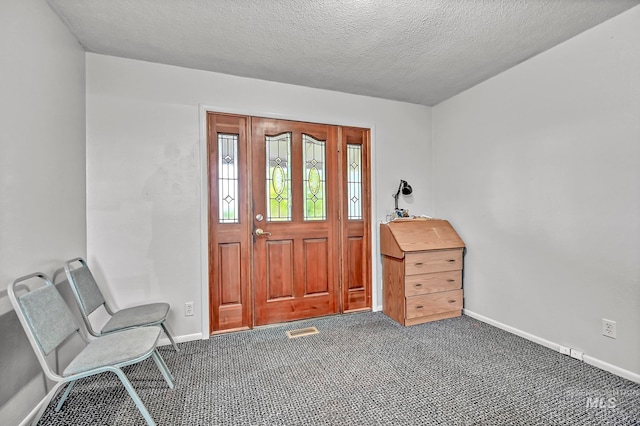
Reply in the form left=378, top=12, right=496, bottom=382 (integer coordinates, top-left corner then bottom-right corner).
left=405, top=249, right=463, bottom=275
left=406, top=289, right=463, bottom=319
left=404, top=270, right=461, bottom=297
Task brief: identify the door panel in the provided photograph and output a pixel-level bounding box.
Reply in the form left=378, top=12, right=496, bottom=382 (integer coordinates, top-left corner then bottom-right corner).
left=219, top=243, right=241, bottom=304
left=303, top=238, right=329, bottom=295
left=347, top=237, right=364, bottom=290
left=266, top=240, right=295, bottom=299
left=252, top=118, right=339, bottom=325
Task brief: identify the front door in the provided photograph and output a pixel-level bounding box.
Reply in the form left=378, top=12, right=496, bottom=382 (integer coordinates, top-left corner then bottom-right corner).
left=208, top=113, right=371, bottom=334
left=251, top=118, right=339, bottom=325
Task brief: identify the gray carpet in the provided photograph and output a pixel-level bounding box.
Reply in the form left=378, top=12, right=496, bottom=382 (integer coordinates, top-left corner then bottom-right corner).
left=39, top=312, right=639, bottom=425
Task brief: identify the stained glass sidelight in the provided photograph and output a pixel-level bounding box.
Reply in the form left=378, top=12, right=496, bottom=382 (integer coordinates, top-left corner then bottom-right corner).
left=303, top=134, right=326, bottom=221
left=218, top=133, right=239, bottom=223
left=347, top=144, right=362, bottom=220
left=266, top=133, right=292, bottom=221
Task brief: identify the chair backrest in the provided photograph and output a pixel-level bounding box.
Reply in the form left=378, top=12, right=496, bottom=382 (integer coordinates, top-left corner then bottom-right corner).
left=9, top=274, right=79, bottom=357
left=65, top=259, right=106, bottom=316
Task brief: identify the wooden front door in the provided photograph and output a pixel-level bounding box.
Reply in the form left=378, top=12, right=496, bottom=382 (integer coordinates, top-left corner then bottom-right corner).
left=208, top=113, right=371, bottom=333
left=251, top=118, right=339, bottom=325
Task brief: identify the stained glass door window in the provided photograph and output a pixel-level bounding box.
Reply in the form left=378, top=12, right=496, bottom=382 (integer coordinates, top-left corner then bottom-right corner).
left=347, top=144, right=362, bottom=220
left=218, top=133, right=239, bottom=223
left=303, top=134, right=326, bottom=220
left=265, top=133, right=292, bottom=221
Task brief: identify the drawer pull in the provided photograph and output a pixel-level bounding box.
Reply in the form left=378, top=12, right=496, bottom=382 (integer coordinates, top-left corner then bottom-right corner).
left=414, top=262, right=424, bottom=266
left=415, top=283, right=423, bottom=287
left=447, top=259, right=456, bottom=263
left=446, top=279, right=455, bottom=282
left=448, top=299, right=456, bottom=304
left=416, top=305, right=424, bottom=309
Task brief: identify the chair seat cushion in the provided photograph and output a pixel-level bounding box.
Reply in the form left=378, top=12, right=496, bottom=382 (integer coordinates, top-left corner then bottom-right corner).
left=101, top=303, right=170, bottom=333
left=64, top=327, right=161, bottom=376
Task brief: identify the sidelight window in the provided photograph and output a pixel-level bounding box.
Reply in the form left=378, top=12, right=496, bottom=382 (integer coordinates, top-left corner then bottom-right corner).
left=347, top=144, right=362, bottom=220
left=218, top=133, right=239, bottom=223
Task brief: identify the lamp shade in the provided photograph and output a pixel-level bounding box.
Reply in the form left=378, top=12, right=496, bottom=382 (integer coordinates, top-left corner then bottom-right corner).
left=401, top=181, right=412, bottom=195
left=393, top=179, right=412, bottom=210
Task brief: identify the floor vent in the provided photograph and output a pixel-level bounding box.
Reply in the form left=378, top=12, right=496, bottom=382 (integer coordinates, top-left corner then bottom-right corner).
left=286, top=326, right=319, bottom=339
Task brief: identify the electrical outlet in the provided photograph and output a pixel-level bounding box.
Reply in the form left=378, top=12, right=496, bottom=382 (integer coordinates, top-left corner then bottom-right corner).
left=570, top=348, right=583, bottom=361
left=185, top=302, right=194, bottom=317
left=558, top=345, right=571, bottom=356
left=602, top=319, right=616, bottom=339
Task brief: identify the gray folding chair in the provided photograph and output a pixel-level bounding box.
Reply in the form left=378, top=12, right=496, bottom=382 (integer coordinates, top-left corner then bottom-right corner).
left=8, top=272, right=174, bottom=426
left=63, top=257, right=179, bottom=352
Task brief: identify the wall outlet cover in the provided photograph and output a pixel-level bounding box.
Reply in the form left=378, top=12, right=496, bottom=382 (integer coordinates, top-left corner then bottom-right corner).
left=185, top=302, right=194, bottom=317
left=602, top=319, right=616, bottom=339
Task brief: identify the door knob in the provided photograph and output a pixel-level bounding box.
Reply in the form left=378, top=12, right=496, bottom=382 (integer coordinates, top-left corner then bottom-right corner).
left=255, top=228, right=271, bottom=236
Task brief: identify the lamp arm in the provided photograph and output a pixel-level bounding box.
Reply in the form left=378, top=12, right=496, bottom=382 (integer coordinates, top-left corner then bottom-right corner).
left=393, top=180, right=404, bottom=210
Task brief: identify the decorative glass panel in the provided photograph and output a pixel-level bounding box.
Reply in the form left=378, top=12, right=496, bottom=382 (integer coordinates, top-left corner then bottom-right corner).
left=303, top=134, right=326, bottom=221
left=266, top=133, right=292, bottom=221
left=218, top=133, right=239, bottom=223
left=347, top=144, right=362, bottom=220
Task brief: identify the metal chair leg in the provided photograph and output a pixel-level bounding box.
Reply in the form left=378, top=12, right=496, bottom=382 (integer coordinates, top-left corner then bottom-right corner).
left=55, top=380, right=76, bottom=412
left=151, top=349, right=174, bottom=389
left=154, top=349, right=174, bottom=382
left=112, top=368, right=156, bottom=426
left=161, top=323, right=179, bottom=352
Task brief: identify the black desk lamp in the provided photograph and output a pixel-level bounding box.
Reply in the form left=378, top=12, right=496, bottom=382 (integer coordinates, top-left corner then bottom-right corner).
left=393, top=180, right=413, bottom=213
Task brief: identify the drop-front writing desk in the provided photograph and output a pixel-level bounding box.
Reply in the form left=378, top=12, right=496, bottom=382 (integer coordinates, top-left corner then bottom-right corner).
left=380, top=219, right=465, bottom=326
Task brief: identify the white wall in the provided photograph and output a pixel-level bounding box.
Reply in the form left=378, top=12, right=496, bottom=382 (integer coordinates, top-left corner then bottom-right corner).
left=433, top=7, right=640, bottom=377
left=86, top=53, right=432, bottom=338
left=0, top=0, right=86, bottom=423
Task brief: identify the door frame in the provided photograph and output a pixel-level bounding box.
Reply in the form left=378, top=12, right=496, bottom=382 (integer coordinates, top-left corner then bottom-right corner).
left=198, top=105, right=378, bottom=338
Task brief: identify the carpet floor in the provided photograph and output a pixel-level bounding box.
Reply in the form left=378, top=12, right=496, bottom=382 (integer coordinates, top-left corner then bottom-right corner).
left=39, top=312, right=639, bottom=425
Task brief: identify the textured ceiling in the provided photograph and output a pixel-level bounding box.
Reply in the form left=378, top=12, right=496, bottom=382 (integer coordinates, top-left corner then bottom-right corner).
left=47, top=0, right=639, bottom=106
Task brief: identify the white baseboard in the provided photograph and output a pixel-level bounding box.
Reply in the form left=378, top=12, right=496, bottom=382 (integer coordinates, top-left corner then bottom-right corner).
left=463, top=309, right=562, bottom=352
left=158, top=332, right=203, bottom=347
left=158, top=333, right=202, bottom=346
left=19, top=396, right=47, bottom=426
left=463, top=309, right=640, bottom=384
left=14, top=376, right=51, bottom=426
left=583, top=355, right=640, bottom=384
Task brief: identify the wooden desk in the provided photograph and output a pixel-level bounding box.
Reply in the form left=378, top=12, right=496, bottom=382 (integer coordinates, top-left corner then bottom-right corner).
left=380, top=219, right=465, bottom=326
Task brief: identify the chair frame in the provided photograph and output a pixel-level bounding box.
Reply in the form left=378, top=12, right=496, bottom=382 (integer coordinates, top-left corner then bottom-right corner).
left=9, top=272, right=174, bottom=426
left=63, top=257, right=179, bottom=351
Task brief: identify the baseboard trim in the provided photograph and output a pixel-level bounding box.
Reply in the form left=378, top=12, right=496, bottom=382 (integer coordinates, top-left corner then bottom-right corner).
left=582, top=355, right=640, bottom=384
left=18, top=386, right=51, bottom=426
left=463, top=309, right=640, bottom=384
left=463, top=309, right=562, bottom=352
left=158, top=332, right=203, bottom=347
